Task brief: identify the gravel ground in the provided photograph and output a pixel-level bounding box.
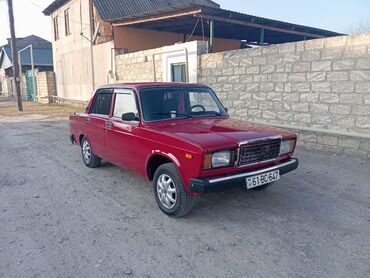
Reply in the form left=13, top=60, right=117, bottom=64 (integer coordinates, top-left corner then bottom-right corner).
left=1, top=99, right=370, bottom=278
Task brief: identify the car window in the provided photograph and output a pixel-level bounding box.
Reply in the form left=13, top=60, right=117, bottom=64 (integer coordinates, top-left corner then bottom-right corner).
left=113, top=89, right=138, bottom=120
left=90, top=90, right=112, bottom=115
left=140, top=87, right=227, bottom=122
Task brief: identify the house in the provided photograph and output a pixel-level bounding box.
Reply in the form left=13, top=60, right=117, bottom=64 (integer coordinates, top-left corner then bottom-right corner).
left=42, top=0, right=341, bottom=102
left=0, top=35, right=54, bottom=100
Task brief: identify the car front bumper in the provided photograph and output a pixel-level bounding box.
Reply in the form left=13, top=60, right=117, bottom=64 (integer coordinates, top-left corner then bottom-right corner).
left=189, top=158, right=299, bottom=193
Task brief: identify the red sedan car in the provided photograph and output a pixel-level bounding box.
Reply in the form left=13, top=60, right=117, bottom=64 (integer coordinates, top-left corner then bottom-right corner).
left=69, top=83, right=298, bottom=217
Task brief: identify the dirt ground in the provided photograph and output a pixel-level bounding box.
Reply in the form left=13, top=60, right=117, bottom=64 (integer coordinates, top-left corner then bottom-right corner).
left=1, top=98, right=370, bottom=278
left=0, top=97, right=83, bottom=121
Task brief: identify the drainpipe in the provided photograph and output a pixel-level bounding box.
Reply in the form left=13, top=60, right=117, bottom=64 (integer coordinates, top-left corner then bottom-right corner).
left=209, top=19, right=214, bottom=53
left=259, top=28, right=265, bottom=46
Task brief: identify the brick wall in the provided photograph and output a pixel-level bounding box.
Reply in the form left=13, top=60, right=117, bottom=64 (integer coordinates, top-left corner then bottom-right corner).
left=198, top=33, right=370, bottom=160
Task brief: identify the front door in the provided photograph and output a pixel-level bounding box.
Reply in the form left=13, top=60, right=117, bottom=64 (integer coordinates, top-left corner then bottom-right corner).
left=85, top=89, right=113, bottom=159
left=105, top=88, right=139, bottom=171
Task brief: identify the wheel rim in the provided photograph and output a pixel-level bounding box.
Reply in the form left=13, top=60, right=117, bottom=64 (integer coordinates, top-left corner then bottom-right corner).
left=156, top=174, right=177, bottom=209
left=82, top=140, right=91, bottom=164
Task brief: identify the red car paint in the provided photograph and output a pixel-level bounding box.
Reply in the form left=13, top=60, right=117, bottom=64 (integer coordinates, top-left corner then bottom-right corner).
left=69, top=83, right=297, bottom=194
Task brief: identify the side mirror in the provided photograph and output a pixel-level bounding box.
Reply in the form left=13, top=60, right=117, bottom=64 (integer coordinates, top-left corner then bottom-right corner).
left=122, top=112, right=136, bottom=121
left=224, top=107, right=228, bottom=113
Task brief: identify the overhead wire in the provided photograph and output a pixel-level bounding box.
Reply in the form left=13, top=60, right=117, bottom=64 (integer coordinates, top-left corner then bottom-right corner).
left=26, top=0, right=90, bottom=26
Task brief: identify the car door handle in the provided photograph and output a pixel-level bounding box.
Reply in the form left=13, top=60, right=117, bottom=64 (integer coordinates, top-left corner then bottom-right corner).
left=105, top=121, right=113, bottom=129
left=85, top=117, right=90, bottom=124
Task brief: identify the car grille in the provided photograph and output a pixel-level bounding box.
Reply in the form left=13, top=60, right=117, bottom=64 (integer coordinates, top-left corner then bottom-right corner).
left=238, top=138, right=281, bottom=166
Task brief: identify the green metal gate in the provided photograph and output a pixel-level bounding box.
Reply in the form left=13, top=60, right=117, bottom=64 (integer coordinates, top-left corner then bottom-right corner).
left=26, top=70, right=36, bottom=101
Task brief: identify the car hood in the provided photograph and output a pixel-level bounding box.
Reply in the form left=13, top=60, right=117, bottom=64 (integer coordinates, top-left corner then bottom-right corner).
left=146, top=117, right=295, bottom=151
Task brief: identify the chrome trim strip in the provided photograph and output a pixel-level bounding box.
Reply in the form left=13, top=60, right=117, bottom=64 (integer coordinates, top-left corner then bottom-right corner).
left=237, top=135, right=282, bottom=147
left=208, top=159, right=297, bottom=184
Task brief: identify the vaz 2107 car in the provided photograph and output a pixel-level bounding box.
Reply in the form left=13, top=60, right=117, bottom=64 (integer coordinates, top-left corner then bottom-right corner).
left=69, top=83, right=299, bottom=217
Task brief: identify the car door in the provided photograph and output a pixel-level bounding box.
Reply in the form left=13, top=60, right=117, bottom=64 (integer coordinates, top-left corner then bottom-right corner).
left=105, top=88, right=139, bottom=171
left=85, top=89, right=113, bottom=159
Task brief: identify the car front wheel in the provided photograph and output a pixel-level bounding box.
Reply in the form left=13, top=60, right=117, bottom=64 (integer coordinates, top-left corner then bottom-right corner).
left=153, top=163, right=194, bottom=218
left=81, top=137, right=101, bottom=168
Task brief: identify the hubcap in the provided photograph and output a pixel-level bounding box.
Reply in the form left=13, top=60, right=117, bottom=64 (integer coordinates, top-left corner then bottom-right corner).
left=82, top=140, right=91, bottom=164
left=156, top=174, right=177, bottom=209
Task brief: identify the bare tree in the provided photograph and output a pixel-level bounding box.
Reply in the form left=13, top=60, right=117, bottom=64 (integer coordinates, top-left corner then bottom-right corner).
left=347, top=20, right=370, bottom=35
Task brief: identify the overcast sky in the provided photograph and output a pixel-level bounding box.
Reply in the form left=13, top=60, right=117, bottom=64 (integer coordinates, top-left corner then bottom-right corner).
left=1, top=0, right=370, bottom=46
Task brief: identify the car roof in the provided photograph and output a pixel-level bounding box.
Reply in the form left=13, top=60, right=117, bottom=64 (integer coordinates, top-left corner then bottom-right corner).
left=96, top=82, right=210, bottom=91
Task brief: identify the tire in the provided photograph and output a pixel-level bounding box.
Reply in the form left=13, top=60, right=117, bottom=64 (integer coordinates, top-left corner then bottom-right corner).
left=250, top=182, right=275, bottom=191
left=80, top=137, right=101, bottom=168
left=153, top=163, right=194, bottom=218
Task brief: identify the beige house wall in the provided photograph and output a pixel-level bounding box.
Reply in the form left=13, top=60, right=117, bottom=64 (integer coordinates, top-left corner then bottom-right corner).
left=0, top=69, right=9, bottom=96
left=51, top=0, right=97, bottom=101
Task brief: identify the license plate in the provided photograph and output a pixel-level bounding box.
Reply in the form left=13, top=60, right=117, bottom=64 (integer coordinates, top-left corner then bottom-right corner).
left=246, top=170, right=280, bottom=189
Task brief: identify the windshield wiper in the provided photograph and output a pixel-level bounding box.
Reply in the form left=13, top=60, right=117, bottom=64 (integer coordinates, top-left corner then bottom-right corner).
left=198, top=111, right=222, bottom=117
left=152, top=112, right=194, bottom=118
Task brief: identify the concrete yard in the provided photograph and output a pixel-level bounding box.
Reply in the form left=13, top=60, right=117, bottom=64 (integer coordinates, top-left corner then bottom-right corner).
left=0, top=99, right=369, bottom=278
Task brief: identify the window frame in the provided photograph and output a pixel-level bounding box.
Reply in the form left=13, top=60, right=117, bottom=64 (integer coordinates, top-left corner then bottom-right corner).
left=89, top=89, right=113, bottom=116
left=53, top=16, right=59, bottom=41
left=138, top=86, right=228, bottom=123
left=64, top=8, right=71, bottom=36
left=171, top=63, right=186, bottom=82
left=112, top=88, right=139, bottom=122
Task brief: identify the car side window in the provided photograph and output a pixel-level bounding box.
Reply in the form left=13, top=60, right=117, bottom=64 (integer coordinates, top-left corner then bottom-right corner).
left=90, top=90, right=113, bottom=115
left=113, top=89, right=138, bottom=120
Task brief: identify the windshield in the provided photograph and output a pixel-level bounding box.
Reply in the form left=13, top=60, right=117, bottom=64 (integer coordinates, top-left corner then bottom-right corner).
left=139, top=87, right=227, bottom=122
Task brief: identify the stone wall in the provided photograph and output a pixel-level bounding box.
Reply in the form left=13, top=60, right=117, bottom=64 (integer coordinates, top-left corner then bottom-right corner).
left=115, top=47, right=164, bottom=82
left=198, top=33, right=370, bottom=160
left=36, top=71, right=57, bottom=104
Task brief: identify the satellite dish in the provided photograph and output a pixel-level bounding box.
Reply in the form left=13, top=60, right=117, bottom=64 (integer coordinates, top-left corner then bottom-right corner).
left=92, top=21, right=101, bottom=45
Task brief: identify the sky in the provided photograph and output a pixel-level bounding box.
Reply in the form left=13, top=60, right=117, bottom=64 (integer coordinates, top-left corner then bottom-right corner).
left=0, top=0, right=370, bottom=46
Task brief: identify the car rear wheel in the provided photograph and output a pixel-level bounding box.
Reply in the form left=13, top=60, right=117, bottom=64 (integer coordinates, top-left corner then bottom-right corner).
left=153, top=163, right=194, bottom=218
left=81, top=137, right=101, bottom=168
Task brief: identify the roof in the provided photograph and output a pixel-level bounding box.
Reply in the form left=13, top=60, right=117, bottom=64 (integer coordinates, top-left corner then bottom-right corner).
left=2, top=35, right=52, bottom=49
left=42, top=0, right=219, bottom=17
left=0, top=35, right=53, bottom=69
left=117, top=6, right=342, bottom=44
left=42, top=0, right=341, bottom=43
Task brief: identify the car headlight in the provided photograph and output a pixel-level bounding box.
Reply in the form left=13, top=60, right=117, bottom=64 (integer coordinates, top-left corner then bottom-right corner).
left=279, top=139, right=296, bottom=155
left=212, top=150, right=231, bottom=168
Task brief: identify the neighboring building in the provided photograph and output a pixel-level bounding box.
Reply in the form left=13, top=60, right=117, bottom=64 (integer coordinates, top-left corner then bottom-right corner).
left=43, top=0, right=341, bottom=102
left=0, top=35, right=53, bottom=98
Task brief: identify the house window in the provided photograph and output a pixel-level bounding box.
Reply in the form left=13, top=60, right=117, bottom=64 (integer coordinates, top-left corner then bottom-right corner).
left=53, top=16, right=59, bottom=41
left=171, top=63, right=187, bottom=82
left=64, top=9, right=71, bottom=36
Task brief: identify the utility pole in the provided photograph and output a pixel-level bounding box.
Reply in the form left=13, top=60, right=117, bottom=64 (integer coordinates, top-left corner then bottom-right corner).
left=7, top=0, right=23, bottom=111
